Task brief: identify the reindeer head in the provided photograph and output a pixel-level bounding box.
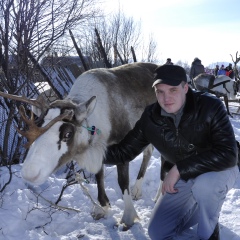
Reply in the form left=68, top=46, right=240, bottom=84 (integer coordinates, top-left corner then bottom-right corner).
left=0, top=91, right=98, bottom=185
left=16, top=105, right=74, bottom=148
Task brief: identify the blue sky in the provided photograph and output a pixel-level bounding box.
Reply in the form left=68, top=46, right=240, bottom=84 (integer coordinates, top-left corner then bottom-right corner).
left=103, top=0, right=240, bottom=67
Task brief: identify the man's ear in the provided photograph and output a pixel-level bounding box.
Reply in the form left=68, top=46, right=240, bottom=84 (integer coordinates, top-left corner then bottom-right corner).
left=184, top=83, right=189, bottom=93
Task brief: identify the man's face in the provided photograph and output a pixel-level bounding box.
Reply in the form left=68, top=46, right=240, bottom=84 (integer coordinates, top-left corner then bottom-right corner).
left=154, top=82, right=188, bottom=114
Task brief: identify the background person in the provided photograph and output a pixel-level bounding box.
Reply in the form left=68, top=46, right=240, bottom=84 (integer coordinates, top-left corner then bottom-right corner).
left=217, top=65, right=226, bottom=75
left=189, top=57, right=205, bottom=79
left=164, top=58, right=173, bottom=65
left=214, top=65, right=219, bottom=77
left=225, top=63, right=234, bottom=79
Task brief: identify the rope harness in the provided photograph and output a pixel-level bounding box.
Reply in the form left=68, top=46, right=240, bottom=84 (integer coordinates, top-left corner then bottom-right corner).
left=195, top=79, right=232, bottom=98
left=210, top=80, right=231, bottom=93
left=82, top=125, right=101, bottom=135
left=81, top=119, right=101, bottom=144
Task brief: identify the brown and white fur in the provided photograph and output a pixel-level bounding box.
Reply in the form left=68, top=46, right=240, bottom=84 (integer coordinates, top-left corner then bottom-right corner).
left=20, top=62, right=158, bottom=228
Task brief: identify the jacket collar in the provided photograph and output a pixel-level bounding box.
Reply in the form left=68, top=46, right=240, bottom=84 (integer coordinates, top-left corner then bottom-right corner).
left=183, top=88, right=196, bottom=116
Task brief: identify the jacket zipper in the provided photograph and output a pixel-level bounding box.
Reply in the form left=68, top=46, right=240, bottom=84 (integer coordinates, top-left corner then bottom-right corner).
left=176, top=127, right=184, bottom=159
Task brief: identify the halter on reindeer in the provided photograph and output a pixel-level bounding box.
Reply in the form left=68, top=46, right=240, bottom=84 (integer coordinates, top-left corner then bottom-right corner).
left=193, top=73, right=240, bottom=116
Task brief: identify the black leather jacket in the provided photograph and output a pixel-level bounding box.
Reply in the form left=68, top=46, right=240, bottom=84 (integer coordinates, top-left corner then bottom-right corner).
left=104, top=88, right=237, bottom=181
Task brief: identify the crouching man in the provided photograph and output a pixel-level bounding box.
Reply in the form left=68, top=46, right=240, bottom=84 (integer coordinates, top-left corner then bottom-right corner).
left=104, top=65, right=238, bottom=240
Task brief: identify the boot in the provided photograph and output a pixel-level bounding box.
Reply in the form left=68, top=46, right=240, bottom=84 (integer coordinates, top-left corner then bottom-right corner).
left=208, top=223, right=220, bottom=240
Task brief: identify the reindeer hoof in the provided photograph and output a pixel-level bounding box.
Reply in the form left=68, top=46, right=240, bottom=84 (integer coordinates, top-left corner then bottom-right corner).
left=91, top=212, right=105, bottom=220
left=119, top=214, right=140, bottom=229
left=76, top=233, right=85, bottom=238
left=131, top=186, right=142, bottom=200
left=131, top=179, right=143, bottom=200
left=91, top=205, right=108, bottom=220
left=113, top=221, right=132, bottom=231
left=122, top=224, right=131, bottom=231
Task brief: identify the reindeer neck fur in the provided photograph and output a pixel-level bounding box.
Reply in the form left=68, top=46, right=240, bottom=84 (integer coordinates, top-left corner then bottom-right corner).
left=57, top=78, right=110, bottom=173
left=63, top=63, right=157, bottom=172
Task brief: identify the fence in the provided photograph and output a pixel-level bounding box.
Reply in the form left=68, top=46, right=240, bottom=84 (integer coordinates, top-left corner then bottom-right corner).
left=0, top=60, right=81, bottom=164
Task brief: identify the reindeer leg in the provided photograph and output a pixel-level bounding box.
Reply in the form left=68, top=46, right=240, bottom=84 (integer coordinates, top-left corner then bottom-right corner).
left=117, top=163, right=139, bottom=230
left=92, top=166, right=110, bottom=220
left=154, top=156, right=168, bottom=202
left=224, top=95, right=233, bottom=117
left=131, top=144, right=153, bottom=200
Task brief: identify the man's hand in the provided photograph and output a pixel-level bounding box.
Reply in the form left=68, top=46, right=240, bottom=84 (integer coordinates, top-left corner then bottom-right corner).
left=162, top=165, right=180, bottom=195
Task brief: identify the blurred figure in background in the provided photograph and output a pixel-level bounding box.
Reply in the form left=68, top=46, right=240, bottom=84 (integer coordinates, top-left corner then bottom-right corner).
left=164, top=58, right=174, bottom=65
left=225, top=63, right=234, bottom=79
left=214, top=65, right=219, bottom=77
left=189, top=57, right=205, bottom=79
left=217, top=65, right=226, bottom=76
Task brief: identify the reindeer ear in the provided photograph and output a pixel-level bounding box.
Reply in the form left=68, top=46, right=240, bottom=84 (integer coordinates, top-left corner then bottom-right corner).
left=75, top=96, right=97, bottom=123
left=32, top=90, right=57, bottom=117
left=30, top=96, right=47, bottom=117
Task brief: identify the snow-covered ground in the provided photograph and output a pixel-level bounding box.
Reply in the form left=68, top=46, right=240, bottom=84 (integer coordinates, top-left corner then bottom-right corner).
left=1, top=112, right=240, bottom=240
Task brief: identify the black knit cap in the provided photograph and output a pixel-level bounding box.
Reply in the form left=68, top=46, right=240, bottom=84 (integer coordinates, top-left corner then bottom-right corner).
left=152, top=65, right=187, bottom=87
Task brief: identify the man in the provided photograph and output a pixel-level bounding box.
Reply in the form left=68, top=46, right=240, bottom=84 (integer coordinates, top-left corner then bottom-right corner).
left=165, top=58, right=174, bottom=65
left=104, top=65, right=238, bottom=240
left=225, top=63, right=234, bottom=79
left=189, top=57, right=205, bottom=79
left=214, top=64, right=219, bottom=77
left=217, top=65, right=226, bottom=76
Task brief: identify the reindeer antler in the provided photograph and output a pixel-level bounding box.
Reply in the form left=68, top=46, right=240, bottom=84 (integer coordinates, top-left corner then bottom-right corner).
left=16, top=105, right=74, bottom=148
left=0, top=91, right=49, bottom=116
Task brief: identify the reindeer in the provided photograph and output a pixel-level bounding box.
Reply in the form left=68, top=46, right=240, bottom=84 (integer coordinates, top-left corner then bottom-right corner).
left=193, top=73, right=240, bottom=116
left=0, top=62, right=158, bottom=229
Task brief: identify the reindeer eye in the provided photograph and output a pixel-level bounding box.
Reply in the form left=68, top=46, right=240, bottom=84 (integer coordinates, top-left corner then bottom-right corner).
left=59, top=123, right=74, bottom=143
left=64, top=131, right=73, bottom=140
left=62, top=132, right=73, bottom=142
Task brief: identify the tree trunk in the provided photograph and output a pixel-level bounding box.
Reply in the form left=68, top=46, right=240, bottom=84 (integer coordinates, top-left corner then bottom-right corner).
left=94, top=28, right=111, bottom=68
left=114, top=45, right=125, bottom=65
left=2, top=102, right=14, bottom=165
left=131, top=46, right=137, bottom=62
left=69, top=29, right=89, bottom=71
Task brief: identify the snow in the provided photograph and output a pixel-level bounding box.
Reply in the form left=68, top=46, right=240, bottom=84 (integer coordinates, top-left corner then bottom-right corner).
left=1, top=112, right=240, bottom=239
